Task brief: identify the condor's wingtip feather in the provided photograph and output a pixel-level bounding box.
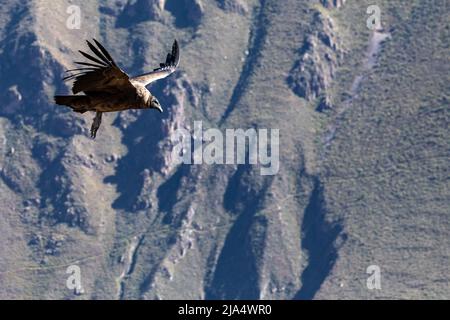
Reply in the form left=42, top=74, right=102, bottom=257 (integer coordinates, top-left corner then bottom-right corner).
left=62, top=73, right=83, bottom=81
left=92, top=38, right=117, bottom=67
left=78, top=50, right=109, bottom=67
left=65, top=67, right=97, bottom=73
left=86, top=40, right=111, bottom=66
left=153, top=39, right=180, bottom=72
left=74, top=61, right=104, bottom=68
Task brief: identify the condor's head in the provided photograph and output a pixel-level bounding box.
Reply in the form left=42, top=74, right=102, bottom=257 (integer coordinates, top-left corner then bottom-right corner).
left=145, top=96, right=163, bottom=113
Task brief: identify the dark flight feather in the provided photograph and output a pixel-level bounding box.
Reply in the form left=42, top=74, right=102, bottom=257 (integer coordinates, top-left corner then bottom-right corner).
left=86, top=40, right=111, bottom=65
left=63, top=73, right=85, bottom=81
left=75, top=61, right=104, bottom=68
left=130, top=40, right=180, bottom=86
left=65, top=67, right=98, bottom=73
left=92, top=39, right=117, bottom=67
left=78, top=50, right=109, bottom=67
left=154, top=40, right=179, bottom=72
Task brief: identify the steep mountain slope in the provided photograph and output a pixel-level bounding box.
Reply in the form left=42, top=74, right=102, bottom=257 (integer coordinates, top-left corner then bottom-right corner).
left=0, top=0, right=448, bottom=299
left=317, top=0, right=450, bottom=299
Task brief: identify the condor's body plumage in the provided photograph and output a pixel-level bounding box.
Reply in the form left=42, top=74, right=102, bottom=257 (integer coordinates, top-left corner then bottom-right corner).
left=54, top=39, right=180, bottom=138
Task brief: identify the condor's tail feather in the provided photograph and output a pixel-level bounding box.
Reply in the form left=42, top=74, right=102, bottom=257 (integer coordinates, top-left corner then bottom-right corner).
left=54, top=95, right=90, bottom=113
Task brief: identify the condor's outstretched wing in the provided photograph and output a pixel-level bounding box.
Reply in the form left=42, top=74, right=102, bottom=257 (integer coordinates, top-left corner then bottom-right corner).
left=64, top=39, right=135, bottom=94
left=131, top=40, right=180, bottom=86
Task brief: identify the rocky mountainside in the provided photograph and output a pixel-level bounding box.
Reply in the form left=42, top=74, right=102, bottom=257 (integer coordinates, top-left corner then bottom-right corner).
left=0, top=0, right=448, bottom=299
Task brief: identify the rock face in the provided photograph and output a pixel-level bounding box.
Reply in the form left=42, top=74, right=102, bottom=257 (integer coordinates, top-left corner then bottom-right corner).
left=117, top=0, right=205, bottom=27
left=165, top=0, right=204, bottom=27
left=186, top=0, right=204, bottom=26
left=217, top=0, right=249, bottom=15
left=0, top=0, right=449, bottom=301
left=117, top=0, right=166, bottom=26
left=287, top=11, right=342, bottom=111
left=159, top=74, right=198, bottom=176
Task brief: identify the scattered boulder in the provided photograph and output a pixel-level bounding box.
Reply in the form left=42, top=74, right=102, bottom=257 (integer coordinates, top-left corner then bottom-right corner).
left=28, top=233, right=65, bottom=257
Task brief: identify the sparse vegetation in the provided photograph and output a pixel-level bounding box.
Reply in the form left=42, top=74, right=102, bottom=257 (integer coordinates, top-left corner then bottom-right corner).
left=0, top=0, right=448, bottom=299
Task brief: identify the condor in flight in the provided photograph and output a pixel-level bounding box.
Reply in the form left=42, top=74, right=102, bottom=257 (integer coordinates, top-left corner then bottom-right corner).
left=54, top=39, right=180, bottom=138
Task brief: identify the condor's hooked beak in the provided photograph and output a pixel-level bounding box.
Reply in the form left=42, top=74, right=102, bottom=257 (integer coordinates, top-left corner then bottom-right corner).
left=151, top=99, right=163, bottom=113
